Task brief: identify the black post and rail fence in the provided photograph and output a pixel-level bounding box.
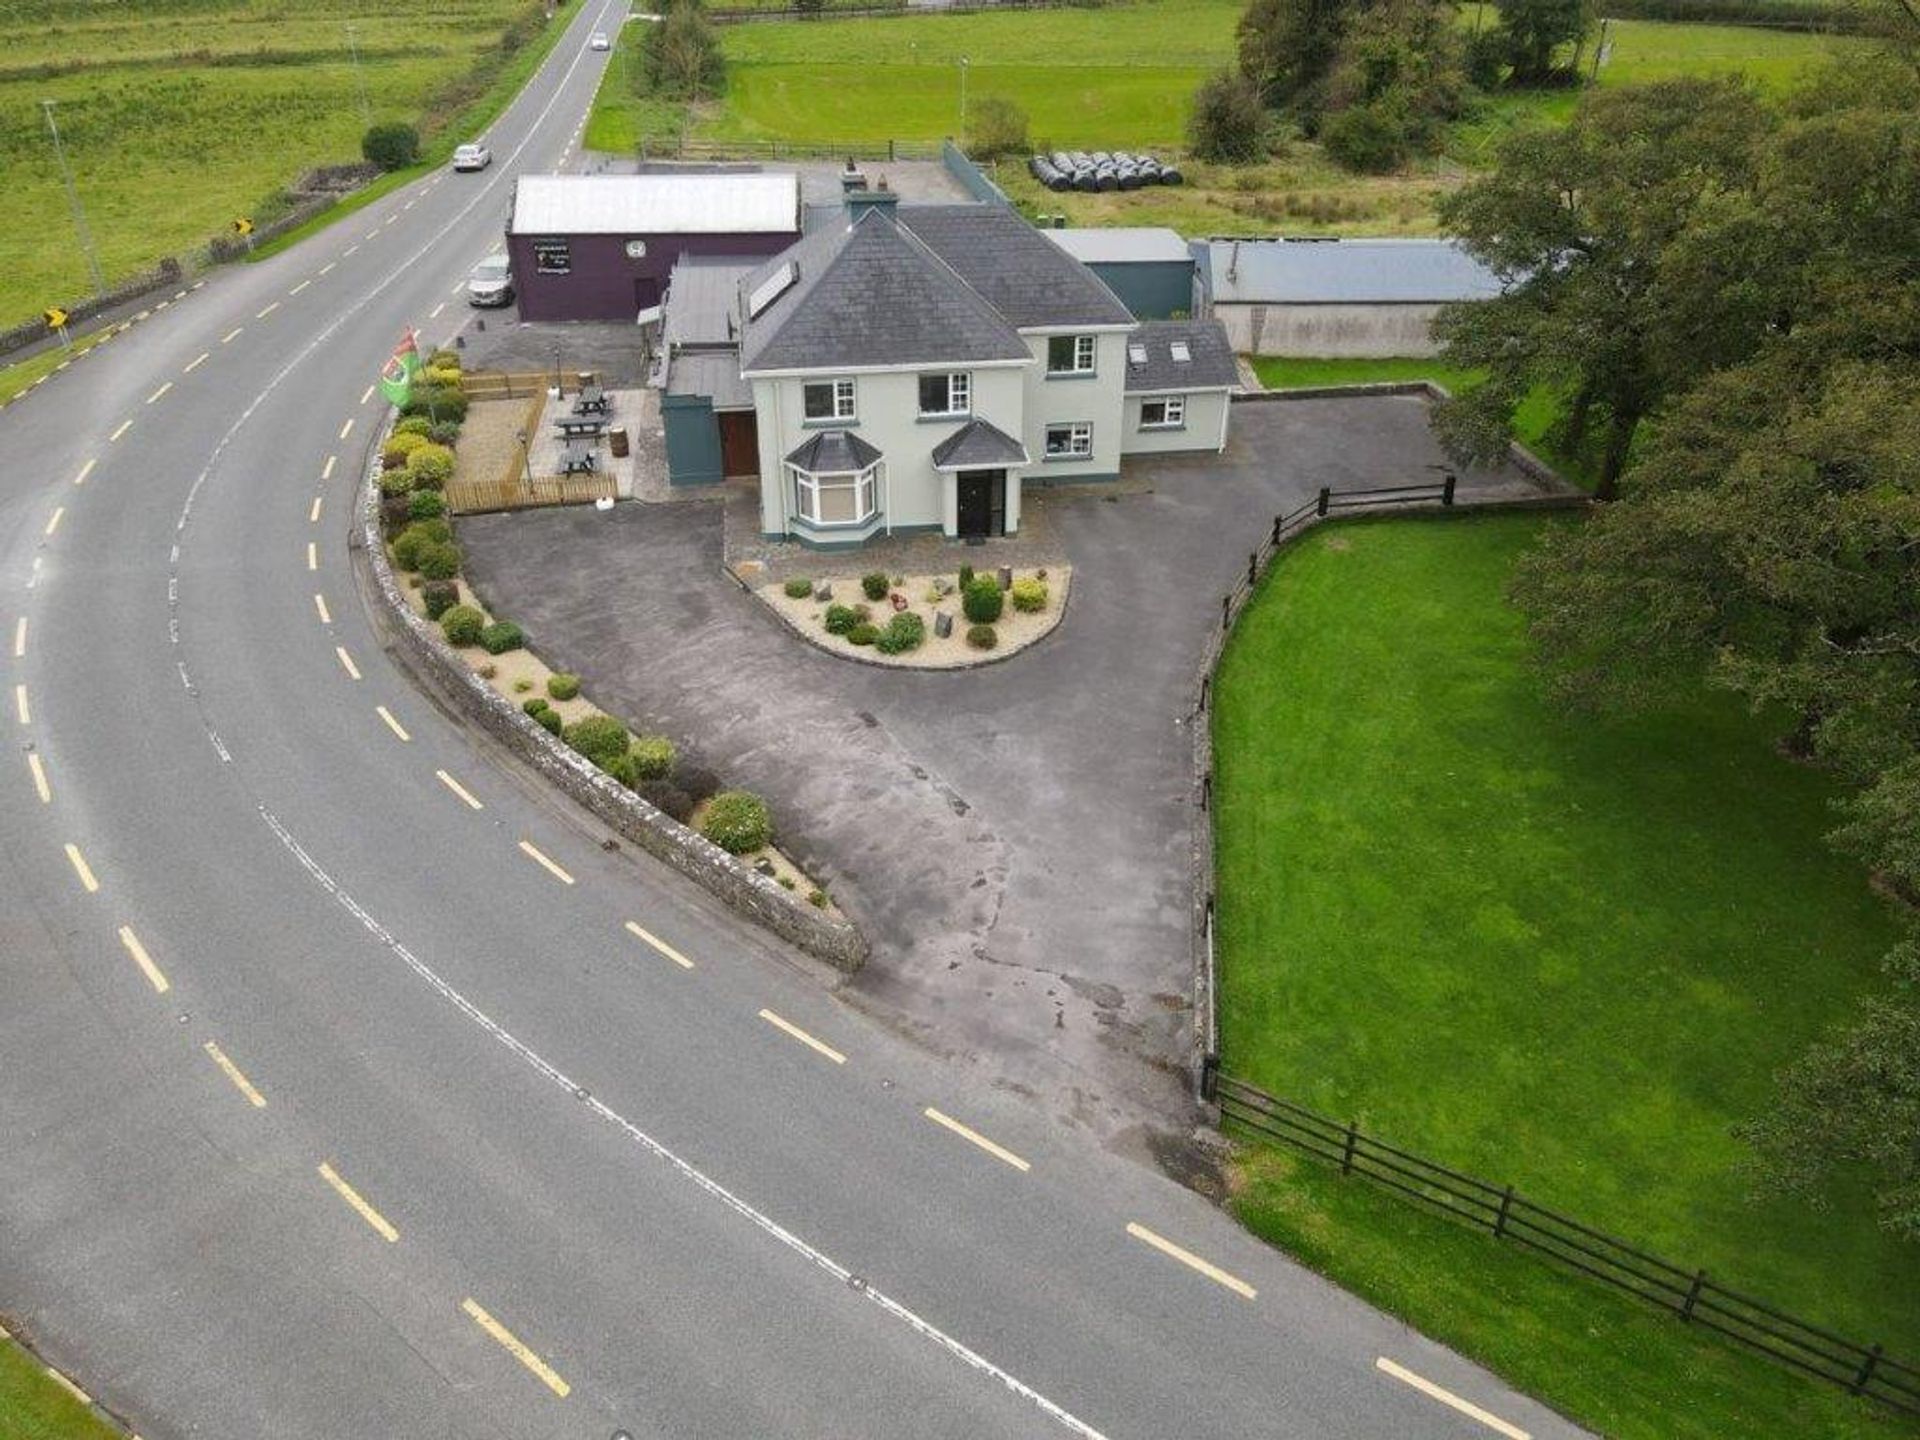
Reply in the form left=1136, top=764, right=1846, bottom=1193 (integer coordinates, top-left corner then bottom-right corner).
left=1183, top=470, right=1913, bottom=1418
left=1201, top=1067, right=1920, bottom=1416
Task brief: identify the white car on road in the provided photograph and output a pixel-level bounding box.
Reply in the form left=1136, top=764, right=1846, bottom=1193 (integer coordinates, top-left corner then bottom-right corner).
left=452, top=142, right=492, bottom=172
left=589, top=31, right=610, bottom=49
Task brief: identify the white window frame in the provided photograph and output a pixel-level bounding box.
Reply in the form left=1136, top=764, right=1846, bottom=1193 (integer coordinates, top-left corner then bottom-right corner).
left=802, top=378, right=857, bottom=423
left=1044, top=421, right=1093, bottom=459
left=1046, top=334, right=1097, bottom=376
left=790, top=462, right=878, bottom=527
left=918, top=371, right=971, bottom=418
left=1139, top=395, right=1186, bottom=429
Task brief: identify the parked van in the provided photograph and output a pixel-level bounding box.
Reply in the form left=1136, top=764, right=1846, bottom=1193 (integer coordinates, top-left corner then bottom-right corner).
left=467, top=254, right=514, bottom=308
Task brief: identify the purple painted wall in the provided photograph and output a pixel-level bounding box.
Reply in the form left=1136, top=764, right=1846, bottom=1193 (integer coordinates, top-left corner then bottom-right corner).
left=508, top=230, right=798, bottom=323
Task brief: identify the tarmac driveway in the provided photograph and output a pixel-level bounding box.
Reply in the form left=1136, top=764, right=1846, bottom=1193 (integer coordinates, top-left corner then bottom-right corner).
left=457, top=396, right=1554, bottom=1138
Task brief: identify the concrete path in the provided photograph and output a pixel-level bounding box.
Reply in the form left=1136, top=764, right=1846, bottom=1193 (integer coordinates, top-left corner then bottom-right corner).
left=460, top=397, right=1557, bottom=1133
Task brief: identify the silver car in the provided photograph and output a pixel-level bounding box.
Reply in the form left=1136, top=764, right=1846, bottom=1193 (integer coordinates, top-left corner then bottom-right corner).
left=467, top=254, right=514, bottom=308
left=452, top=142, right=491, bottom=172
left=589, top=31, right=610, bottom=50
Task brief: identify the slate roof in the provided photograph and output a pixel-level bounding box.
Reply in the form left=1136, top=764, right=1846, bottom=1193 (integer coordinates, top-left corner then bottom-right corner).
left=786, top=428, right=883, bottom=474
left=1193, top=238, right=1503, bottom=305
left=896, top=206, right=1134, bottom=329
left=510, top=174, right=799, bottom=235
left=1041, top=227, right=1192, bottom=266
left=664, top=258, right=751, bottom=351
left=739, top=211, right=1030, bottom=374
left=930, top=417, right=1032, bottom=470
left=666, top=350, right=752, bottom=411
left=1124, top=320, right=1238, bottom=393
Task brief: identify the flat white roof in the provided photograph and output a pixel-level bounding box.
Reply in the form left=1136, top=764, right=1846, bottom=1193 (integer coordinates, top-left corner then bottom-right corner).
left=511, top=173, right=799, bottom=236
left=1042, top=227, right=1190, bottom=266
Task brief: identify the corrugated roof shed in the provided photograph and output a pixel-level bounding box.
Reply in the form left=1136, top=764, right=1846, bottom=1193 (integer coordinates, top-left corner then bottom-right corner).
left=1195, top=238, right=1502, bottom=305
left=664, top=258, right=751, bottom=350
left=1125, top=320, right=1238, bottom=393
left=666, top=351, right=753, bottom=411
left=510, top=174, right=799, bottom=235
left=1042, top=227, right=1191, bottom=266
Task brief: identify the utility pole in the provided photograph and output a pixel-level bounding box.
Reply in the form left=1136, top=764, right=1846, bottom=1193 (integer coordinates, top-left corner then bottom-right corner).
left=42, top=100, right=105, bottom=299
left=345, top=24, right=371, bottom=127
left=958, top=56, right=969, bottom=139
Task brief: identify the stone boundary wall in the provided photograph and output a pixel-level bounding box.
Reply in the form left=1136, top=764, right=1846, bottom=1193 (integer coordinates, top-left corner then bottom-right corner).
left=1187, top=392, right=1590, bottom=1095
left=358, top=442, right=871, bottom=973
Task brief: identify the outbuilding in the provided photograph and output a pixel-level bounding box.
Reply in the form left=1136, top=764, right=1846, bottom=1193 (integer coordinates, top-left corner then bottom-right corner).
left=506, top=173, right=802, bottom=323
left=1189, top=237, right=1503, bottom=357
left=1040, top=227, right=1195, bottom=320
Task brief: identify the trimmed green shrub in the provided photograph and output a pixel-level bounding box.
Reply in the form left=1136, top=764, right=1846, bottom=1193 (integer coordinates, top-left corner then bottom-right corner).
left=824, top=604, right=859, bottom=635
left=958, top=564, right=975, bottom=589
left=847, top=622, right=881, bottom=646
left=479, top=620, right=523, bottom=654
left=1010, top=578, right=1048, bottom=613
left=875, top=612, right=926, bottom=655
left=523, top=696, right=551, bottom=717
left=379, top=494, right=414, bottom=537
left=636, top=778, right=695, bottom=823
left=426, top=348, right=462, bottom=372
left=603, top=752, right=639, bottom=786
left=362, top=121, right=420, bottom=171
left=391, top=525, right=431, bottom=570
left=427, top=420, right=462, bottom=447
left=417, top=541, right=462, bottom=581
left=408, top=490, right=447, bottom=521
left=406, top=443, right=454, bottom=490
left=383, top=430, right=427, bottom=464
left=966, top=624, right=998, bottom=650
left=534, top=705, right=563, bottom=736
left=421, top=579, right=459, bottom=621
left=402, top=387, right=468, bottom=423
left=784, top=576, right=814, bottom=599
left=563, top=714, right=629, bottom=768
left=962, top=577, right=1004, bottom=624
left=547, top=672, right=581, bottom=701
left=441, top=604, right=485, bottom=646
left=422, top=366, right=464, bottom=391
left=394, top=417, right=434, bottom=439
left=630, top=735, right=676, bottom=780
left=860, top=572, right=890, bottom=601
left=513, top=678, right=533, bottom=693
left=701, top=790, right=772, bottom=854
left=379, top=469, right=416, bottom=499
left=402, top=516, right=453, bottom=546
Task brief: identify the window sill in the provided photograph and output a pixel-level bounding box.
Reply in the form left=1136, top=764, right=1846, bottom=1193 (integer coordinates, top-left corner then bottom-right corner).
left=916, top=412, right=972, bottom=424
left=792, top=511, right=882, bottom=531
left=800, top=417, right=859, bottom=429
left=1041, top=452, right=1094, bottom=463
left=1139, top=423, right=1186, bottom=432
left=1044, top=370, right=1099, bottom=381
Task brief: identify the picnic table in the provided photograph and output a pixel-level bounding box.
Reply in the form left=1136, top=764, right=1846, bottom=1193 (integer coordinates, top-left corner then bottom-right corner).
left=553, top=415, right=606, bottom=440
left=559, top=444, right=598, bottom=476
left=572, top=385, right=610, bottom=416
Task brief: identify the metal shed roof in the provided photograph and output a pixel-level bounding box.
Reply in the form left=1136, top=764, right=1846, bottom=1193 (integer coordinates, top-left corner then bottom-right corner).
left=1194, top=238, right=1503, bottom=305
left=664, top=258, right=752, bottom=350
left=1042, top=227, right=1191, bottom=266
left=510, top=174, right=799, bottom=236
left=666, top=351, right=753, bottom=411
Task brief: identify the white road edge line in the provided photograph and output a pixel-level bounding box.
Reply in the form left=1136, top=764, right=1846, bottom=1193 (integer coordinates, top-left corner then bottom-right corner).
left=1375, top=1358, right=1531, bottom=1440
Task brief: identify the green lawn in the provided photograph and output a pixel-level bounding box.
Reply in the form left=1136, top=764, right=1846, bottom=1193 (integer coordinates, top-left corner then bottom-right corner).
left=1212, top=513, right=1919, bottom=1435
left=0, top=1336, right=120, bottom=1440
left=0, top=0, right=571, bottom=332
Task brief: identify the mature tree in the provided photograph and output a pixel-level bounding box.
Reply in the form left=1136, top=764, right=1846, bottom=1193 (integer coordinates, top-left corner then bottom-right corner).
left=1509, top=57, right=1920, bottom=1231
left=1238, top=0, right=1352, bottom=121
left=641, top=0, right=725, bottom=100
left=966, top=97, right=1029, bottom=159
left=1188, top=70, right=1268, bottom=162
left=1433, top=77, right=1770, bottom=499
left=1493, top=0, right=1593, bottom=84
left=1320, top=0, right=1468, bottom=167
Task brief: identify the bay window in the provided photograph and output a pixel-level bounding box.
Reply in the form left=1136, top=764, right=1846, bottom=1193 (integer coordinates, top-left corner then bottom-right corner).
left=790, top=462, right=878, bottom=526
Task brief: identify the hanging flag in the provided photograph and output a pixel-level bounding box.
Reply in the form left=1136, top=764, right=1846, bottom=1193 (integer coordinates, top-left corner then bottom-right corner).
left=377, top=329, right=423, bottom=407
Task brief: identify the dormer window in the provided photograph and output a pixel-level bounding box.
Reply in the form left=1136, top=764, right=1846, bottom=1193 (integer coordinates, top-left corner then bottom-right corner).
left=1047, top=334, right=1096, bottom=376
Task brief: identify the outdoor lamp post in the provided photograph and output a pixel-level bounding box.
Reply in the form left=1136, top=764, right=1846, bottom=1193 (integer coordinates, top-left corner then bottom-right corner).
left=552, top=344, right=563, bottom=396
left=958, top=56, right=970, bottom=139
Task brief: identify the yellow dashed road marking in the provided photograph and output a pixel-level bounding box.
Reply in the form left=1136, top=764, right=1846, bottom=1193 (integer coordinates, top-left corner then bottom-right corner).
left=109, top=419, right=132, bottom=442
left=518, top=840, right=574, bottom=885
left=436, top=769, right=483, bottom=809
left=1375, top=1359, right=1531, bottom=1440
left=321, top=454, right=337, bottom=481
left=65, top=843, right=98, bottom=892
left=925, top=1108, right=1031, bottom=1172
left=184, top=352, right=209, bottom=373
left=204, top=1040, right=266, bottom=1107
left=1125, top=1223, right=1256, bottom=1300
left=318, top=1162, right=399, bottom=1242
left=759, top=1010, right=846, bottom=1065
left=73, top=458, right=95, bottom=485
left=118, top=926, right=169, bottom=994
left=27, top=752, right=50, bottom=804
left=624, top=921, right=693, bottom=969
left=376, top=705, right=410, bottom=741
left=256, top=302, right=279, bottom=319
left=146, top=382, right=172, bottom=404
left=314, top=594, right=331, bottom=625
left=222, top=327, right=243, bottom=344
left=43, top=507, right=63, bottom=537
left=307, top=542, right=318, bottom=571
left=335, top=646, right=361, bottom=680
left=461, top=1298, right=570, bottom=1398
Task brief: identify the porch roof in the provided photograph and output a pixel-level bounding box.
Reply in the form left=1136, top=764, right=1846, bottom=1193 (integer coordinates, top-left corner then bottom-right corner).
left=930, top=417, right=1031, bottom=471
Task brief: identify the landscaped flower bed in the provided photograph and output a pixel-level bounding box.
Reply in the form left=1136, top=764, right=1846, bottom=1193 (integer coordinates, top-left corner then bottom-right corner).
left=755, top=563, right=1070, bottom=668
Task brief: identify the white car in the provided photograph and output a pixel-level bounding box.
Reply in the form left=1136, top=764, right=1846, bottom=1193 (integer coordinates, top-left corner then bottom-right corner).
left=589, top=31, right=610, bottom=50
left=451, top=142, right=491, bottom=172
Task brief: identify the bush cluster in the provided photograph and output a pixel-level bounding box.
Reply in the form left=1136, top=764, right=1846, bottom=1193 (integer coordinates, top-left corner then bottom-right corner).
left=1010, top=577, right=1048, bottom=613
left=383, top=431, right=428, bottom=466
left=637, top=778, right=695, bottom=822
left=547, top=672, right=581, bottom=701
left=563, top=714, right=629, bottom=768
left=421, top=579, right=459, bottom=620
left=631, top=735, right=676, bottom=780
left=391, top=518, right=450, bottom=570
left=406, top=443, right=454, bottom=490
left=961, top=576, right=1004, bottom=624
left=402, top=387, right=468, bottom=423
left=409, top=490, right=446, bottom=521
left=419, top=541, right=462, bottom=581
left=847, top=622, right=881, bottom=646
left=361, top=121, right=420, bottom=171
left=784, top=576, right=814, bottom=599
left=700, top=790, right=772, bottom=855
left=394, top=417, right=434, bottom=440
left=824, top=603, right=859, bottom=636
left=523, top=696, right=552, bottom=718
left=966, top=624, right=998, bottom=651
left=441, top=605, right=485, bottom=646
left=875, top=612, right=925, bottom=655
left=379, top=469, right=416, bottom=499
left=860, top=572, right=891, bottom=601
left=479, top=620, right=523, bottom=654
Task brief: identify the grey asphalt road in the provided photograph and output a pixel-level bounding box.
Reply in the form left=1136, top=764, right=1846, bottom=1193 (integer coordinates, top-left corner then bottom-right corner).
left=0, top=4, right=1590, bottom=1438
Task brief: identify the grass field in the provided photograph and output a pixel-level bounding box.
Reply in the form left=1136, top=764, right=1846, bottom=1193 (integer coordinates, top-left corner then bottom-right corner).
left=0, top=0, right=572, bottom=332
left=0, top=1335, right=120, bottom=1439
left=584, top=2, right=1853, bottom=233
left=1211, top=513, right=1919, bottom=1432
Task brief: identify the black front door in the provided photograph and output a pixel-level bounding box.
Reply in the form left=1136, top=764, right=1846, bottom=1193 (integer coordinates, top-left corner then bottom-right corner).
left=956, top=469, right=1005, bottom=540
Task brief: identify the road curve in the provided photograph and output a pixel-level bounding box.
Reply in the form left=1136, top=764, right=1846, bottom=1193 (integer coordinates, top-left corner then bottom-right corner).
left=0, top=5, right=1589, bottom=1437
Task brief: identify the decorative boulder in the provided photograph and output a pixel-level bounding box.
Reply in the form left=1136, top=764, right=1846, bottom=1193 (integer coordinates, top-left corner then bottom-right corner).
left=934, top=610, right=954, bottom=639
left=813, top=583, right=833, bottom=602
